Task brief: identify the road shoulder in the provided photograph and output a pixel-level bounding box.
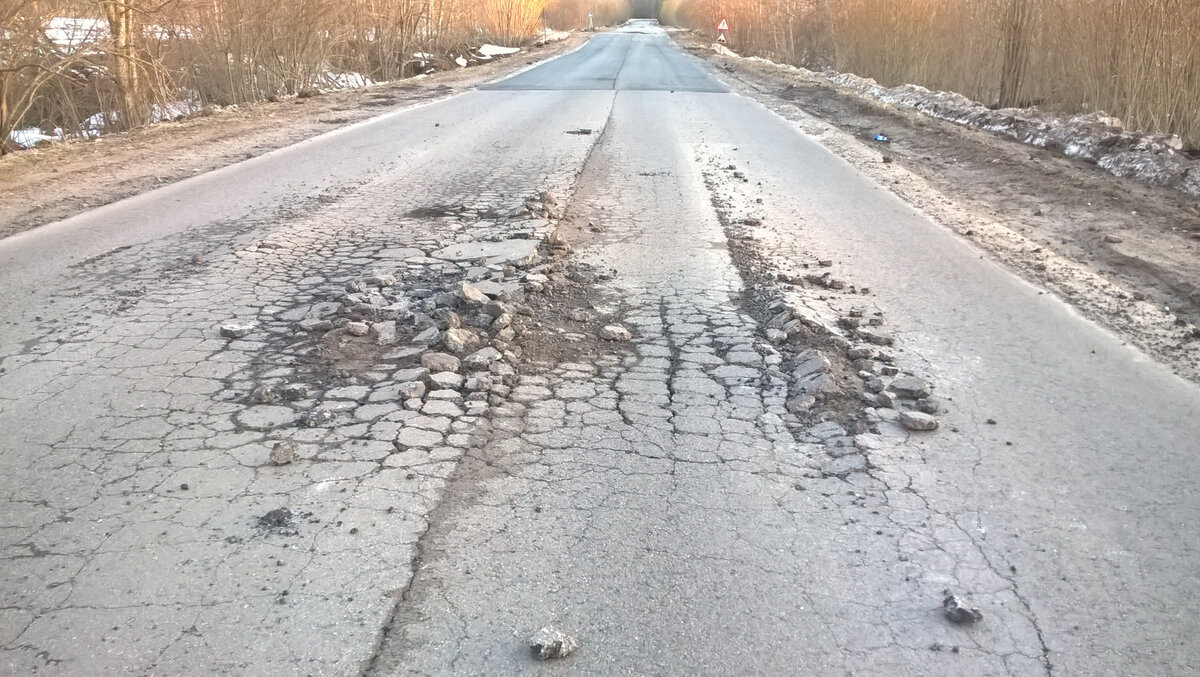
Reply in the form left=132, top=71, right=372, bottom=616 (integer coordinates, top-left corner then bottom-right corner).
left=671, top=29, right=1200, bottom=384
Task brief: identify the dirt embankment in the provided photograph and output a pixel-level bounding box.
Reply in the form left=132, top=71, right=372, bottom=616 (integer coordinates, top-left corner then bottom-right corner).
left=0, top=35, right=586, bottom=240
left=673, top=29, right=1200, bottom=382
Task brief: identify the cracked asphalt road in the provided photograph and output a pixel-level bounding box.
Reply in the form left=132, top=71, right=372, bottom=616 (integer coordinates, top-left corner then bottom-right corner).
left=3, top=20, right=1200, bottom=676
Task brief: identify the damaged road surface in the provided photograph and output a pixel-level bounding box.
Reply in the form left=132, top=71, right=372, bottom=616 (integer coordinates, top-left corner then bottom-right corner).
left=2, top=20, right=1199, bottom=677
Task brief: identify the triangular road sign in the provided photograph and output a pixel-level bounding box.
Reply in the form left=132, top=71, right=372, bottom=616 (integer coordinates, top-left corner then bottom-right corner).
left=716, top=33, right=727, bottom=43
left=716, top=18, right=729, bottom=31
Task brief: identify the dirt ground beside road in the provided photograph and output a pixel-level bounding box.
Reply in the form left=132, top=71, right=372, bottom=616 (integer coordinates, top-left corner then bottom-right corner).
left=0, top=35, right=586, bottom=240
left=674, top=30, right=1200, bottom=384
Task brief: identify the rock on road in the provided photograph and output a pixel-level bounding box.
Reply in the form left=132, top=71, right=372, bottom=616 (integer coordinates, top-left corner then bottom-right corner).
left=2, top=20, right=1199, bottom=676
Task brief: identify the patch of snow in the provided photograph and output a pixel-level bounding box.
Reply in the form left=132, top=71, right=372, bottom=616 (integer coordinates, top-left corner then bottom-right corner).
left=9, top=127, right=60, bottom=149
left=712, top=43, right=738, bottom=58
left=45, top=17, right=106, bottom=47
left=537, top=28, right=571, bottom=45
left=478, top=44, right=521, bottom=57
left=455, top=56, right=468, bottom=68
left=413, top=52, right=435, bottom=60
left=725, top=48, right=1200, bottom=197
left=322, top=71, right=374, bottom=89
left=149, top=100, right=198, bottom=123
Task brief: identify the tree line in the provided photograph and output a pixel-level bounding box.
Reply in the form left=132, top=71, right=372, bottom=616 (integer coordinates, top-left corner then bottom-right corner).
left=1, top=0, right=631, bottom=153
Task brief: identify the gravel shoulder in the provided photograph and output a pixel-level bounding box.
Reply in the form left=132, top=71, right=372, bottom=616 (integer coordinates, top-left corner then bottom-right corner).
left=673, top=30, right=1200, bottom=383
left=0, top=35, right=587, bottom=240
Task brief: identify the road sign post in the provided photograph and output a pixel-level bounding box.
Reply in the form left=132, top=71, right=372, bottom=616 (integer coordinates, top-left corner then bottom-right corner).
left=716, top=17, right=729, bottom=44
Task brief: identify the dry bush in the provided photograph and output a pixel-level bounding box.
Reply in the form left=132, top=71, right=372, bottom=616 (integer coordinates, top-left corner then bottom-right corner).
left=479, top=0, right=544, bottom=45
left=670, top=0, right=1200, bottom=147
left=4, top=0, right=555, bottom=151
left=1, top=1, right=96, bottom=152
left=544, top=0, right=629, bottom=30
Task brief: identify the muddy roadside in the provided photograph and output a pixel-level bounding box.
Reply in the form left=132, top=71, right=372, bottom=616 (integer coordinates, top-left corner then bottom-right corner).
left=673, top=29, right=1200, bottom=383
left=0, top=34, right=587, bottom=240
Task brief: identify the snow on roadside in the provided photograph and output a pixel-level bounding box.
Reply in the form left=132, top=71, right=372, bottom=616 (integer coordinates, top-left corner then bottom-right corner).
left=478, top=44, right=521, bottom=57
left=9, top=128, right=60, bottom=148
left=44, top=17, right=106, bottom=47
left=537, top=28, right=571, bottom=45
left=717, top=46, right=1200, bottom=198
left=322, top=71, right=374, bottom=89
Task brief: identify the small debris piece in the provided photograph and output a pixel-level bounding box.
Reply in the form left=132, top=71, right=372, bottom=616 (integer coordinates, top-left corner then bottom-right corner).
left=421, top=352, right=461, bottom=373
left=456, top=281, right=489, bottom=305
left=529, top=626, right=578, bottom=660
left=888, top=375, right=930, bottom=399
left=565, top=128, right=593, bottom=135
left=397, top=381, right=427, bottom=400
left=270, top=441, right=298, bottom=465
left=916, top=397, right=940, bottom=414
left=943, top=591, right=983, bottom=624
left=249, top=385, right=278, bottom=404
left=599, top=324, right=632, bottom=341
left=372, top=321, right=398, bottom=345
left=484, top=300, right=510, bottom=318
left=443, top=327, right=480, bottom=354
left=281, top=384, right=310, bottom=401
left=899, top=410, right=939, bottom=431
left=259, top=508, right=293, bottom=530
left=463, top=347, right=502, bottom=370
left=1103, top=234, right=1124, bottom=244
left=364, top=273, right=397, bottom=287
left=220, top=323, right=253, bottom=339
left=305, top=409, right=337, bottom=427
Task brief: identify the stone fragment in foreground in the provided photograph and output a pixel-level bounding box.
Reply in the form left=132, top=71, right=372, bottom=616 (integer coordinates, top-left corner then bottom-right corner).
left=456, top=281, right=490, bottom=305
left=442, top=327, right=480, bottom=354
left=270, top=441, right=297, bottom=465
left=529, top=626, right=578, bottom=660
left=943, top=592, right=983, bottom=624
left=599, top=324, right=632, bottom=341
left=888, top=375, right=930, bottom=399
left=421, top=352, right=461, bottom=373
left=463, top=347, right=502, bottom=370
left=220, top=323, right=254, bottom=338
left=899, top=410, right=939, bottom=431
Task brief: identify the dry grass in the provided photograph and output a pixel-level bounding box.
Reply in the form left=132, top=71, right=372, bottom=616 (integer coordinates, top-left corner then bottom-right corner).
left=666, top=0, right=1200, bottom=148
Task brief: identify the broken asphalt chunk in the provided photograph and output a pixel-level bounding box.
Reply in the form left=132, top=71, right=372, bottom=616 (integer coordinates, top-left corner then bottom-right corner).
left=899, top=410, right=939, bottom=431
left=599, top=324, right=632, bottom=341
left=943, top=591, right=983, bottom=624
left=529, top=626, right=578, bottom=660
left=220, top=323, right=254, bottom=339
left=270, top=441, right=297, bottom=465
left=888, top=375, right=930, bottom=399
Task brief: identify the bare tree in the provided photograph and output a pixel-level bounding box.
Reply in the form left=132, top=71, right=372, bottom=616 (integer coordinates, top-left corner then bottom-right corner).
left=1, top=1, right=94, bottom=153
left=997, top=0, right=1030, bottom=107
